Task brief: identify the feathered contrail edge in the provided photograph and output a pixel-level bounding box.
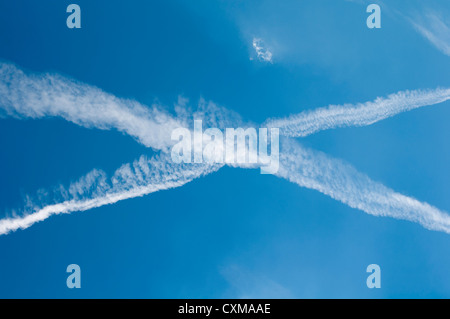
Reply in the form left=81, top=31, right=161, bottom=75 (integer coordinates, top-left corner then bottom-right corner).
left=265, top=88, right=450, bottom=137
left=277, top=139, right=450, bottom=234
left=0, top=153, right=222, bottom=235
left=0, top=61, right=449, bottom=235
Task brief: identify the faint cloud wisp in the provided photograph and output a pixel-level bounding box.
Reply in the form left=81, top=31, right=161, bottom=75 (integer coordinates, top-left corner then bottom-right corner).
left=410, top=11, right=450, bottom=57
left=221, top=265, right=292, bottom=299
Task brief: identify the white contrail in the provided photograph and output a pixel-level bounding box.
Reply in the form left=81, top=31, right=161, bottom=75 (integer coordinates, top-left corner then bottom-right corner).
left=4, top=138, right=449, bottom=235
left=0, top=62, right=245, bottom=149
left=0, top=61, right=233, bottom=235
left=0, top=62, right=182, bottom=151
left=265, top=88, right=450, bottom=137
left=276, top=138, right=450, bottom=233
left=0, top=154, right=220, bottom=235
left=0, top=61, right=449, bottom=235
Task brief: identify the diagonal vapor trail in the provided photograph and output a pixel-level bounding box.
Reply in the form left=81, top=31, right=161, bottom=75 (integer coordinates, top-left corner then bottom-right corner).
left=277, top=138, right=450, bottom=234
left=0, top=62, right=181, bottom=151
left=0, top=153, right=221, bottom=236
left=265, top=88, right=450, bottom=137
left=0, top=61, right=449, bottom=235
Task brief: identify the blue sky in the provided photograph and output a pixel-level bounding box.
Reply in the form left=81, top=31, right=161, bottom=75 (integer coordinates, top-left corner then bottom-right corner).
left=0, top=0, right=450, bottom=298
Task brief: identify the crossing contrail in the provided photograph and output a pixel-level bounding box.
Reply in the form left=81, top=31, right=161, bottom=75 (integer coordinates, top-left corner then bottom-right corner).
left=0, top=61, right=449, bottom=235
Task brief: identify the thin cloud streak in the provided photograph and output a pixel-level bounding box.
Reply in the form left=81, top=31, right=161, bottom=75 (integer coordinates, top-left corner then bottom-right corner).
left=265, top=88, right=450, bottom=137
left=0, top=153, right=220, bottom=235
left=410, top=12, right=450, bottom=57
left=277, top=138, right=450, bottom=234
left=0, top=62, right=181, bottom=151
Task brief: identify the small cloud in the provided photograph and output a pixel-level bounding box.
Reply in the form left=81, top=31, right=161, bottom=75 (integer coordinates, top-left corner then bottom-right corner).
left=252, top=38, right=273, bottom=63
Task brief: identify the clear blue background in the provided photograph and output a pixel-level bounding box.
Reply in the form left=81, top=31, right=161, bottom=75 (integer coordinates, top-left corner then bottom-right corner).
left=0, top=0, right=449, bottom=298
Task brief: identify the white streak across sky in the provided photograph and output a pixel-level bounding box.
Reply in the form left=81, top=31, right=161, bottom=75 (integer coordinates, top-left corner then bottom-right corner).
left=265, top=88, right=450, bottom=137
left=411, top=12, right=450, bottom=57
left=0, top=153, right=221, bottom=235
left=0, top=61, right=449, bottom=235
left=0, top=63, right=181, bottom=151
left=277, top=138, right=450, bottom=234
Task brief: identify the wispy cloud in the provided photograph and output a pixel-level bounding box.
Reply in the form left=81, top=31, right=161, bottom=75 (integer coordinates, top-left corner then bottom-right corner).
left=341, top=1, right=450, bottom=58
left=410, top=11, right=450, bottom=57
left=265, top=88, right=450, bottom=137
left=252, top=38, right=273, bottom=63
left=0, top=61, right=449, bottom=235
